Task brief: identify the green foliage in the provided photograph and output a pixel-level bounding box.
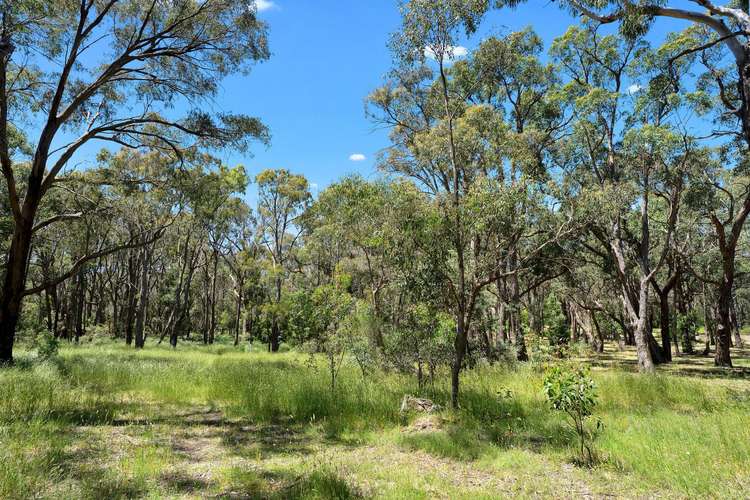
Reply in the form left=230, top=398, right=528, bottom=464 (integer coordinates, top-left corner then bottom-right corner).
left=286, top=465, right=360, bottom=500
left=543, top=363, right=600, bottom=465
left=384, top=304, right=454, bottom=390
left=33, top=331, right=59, bottom=361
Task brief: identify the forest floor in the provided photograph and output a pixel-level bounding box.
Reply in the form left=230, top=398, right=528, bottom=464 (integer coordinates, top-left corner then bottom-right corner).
left=1, top=336, right=749, bottom=499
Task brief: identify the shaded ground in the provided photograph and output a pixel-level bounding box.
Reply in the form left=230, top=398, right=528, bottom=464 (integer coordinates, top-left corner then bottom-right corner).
left=582, top=333, right=750, bottom=382
left=2, top=335, right=749, bottom=499
left=54, top=408, right=640, bottom=499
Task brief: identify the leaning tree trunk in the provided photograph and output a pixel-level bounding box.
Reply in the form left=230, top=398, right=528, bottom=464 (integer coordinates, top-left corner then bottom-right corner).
left=591, top=310, right=604, bottom=353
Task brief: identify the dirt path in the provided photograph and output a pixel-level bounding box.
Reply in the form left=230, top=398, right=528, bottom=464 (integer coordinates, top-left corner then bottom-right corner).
left=63, top=408, right=654, bottom=499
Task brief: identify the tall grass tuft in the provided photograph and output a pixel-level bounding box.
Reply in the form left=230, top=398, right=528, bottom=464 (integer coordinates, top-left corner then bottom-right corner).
left=1, top=343, right=748, bottom=497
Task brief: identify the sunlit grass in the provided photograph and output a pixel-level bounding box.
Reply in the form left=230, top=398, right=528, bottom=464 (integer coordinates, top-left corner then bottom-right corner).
left=0, top=340, right=748, bottom=497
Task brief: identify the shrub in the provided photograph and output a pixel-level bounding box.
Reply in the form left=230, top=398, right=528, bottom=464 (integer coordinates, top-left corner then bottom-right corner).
left=34, top=330, right=59, bottom=361
left=543, top=363, right=601, bottom=465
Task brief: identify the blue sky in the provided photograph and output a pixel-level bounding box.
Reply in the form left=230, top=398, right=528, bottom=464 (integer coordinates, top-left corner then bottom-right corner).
left=218, top=1, right=586, bottom=201
left=47, top=1, right=697, bottom=204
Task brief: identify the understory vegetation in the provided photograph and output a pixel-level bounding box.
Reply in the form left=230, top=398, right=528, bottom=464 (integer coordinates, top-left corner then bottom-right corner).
left=0, top=339, right=748, bottom=498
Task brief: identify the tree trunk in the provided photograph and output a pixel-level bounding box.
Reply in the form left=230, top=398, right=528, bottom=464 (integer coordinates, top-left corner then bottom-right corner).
left=632, top=280, right=655, bottom=372
left=52, top=285, right=60, bottom=338
left=124, top=251, right=138, bottom=346
left=0, top=214, right=35, bottom=364
left=495, top=297, right=506, bottom=345
left=701, top=282, right=714, bottom=356
left=570, top=303, right=579, bottom=343
left=270, top=317, right=280, bottom=352
left=270, top=276, right=282, bottom=352
left=675, top=270, right=693, bottom=354
left=714, top=279, right=733, bottom=367
left=451, top=309, right=467, bottom=409
left=730, top=295, right=743, bottom=348
left=134, top=244, right=151, bottom=349
left=234, top=287, right=242, bottom=347
left=658, top=290, right=672, bottom=362
left=591, top=310, right=604, bottom=353
left=209, top=248, right=219, bottom=345
left=44, top=287, right=53, bottom=333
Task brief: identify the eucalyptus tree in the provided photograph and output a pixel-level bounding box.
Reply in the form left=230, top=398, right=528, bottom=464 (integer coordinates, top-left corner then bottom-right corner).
left=452, top=28, right=573, bottom=360
left=369, top=0, right=501, bottom=407
left=256, top=169, right=310, bottom=352
left=369, top=0, right=575, bottom=406
left=0, top=0, right=270, bottom=363
left=219, top=199, right=258, bottom=346
left=304, top=175, right=435, bottom=350
left=300, top=176, right=379, bottom=291
left=91, top=148, right=194, bottom=347
left=551, top=23, right=698, bottom=371
left=557, top=0, right=750, bottom=368
left=193, top=164, right=248, bottom=344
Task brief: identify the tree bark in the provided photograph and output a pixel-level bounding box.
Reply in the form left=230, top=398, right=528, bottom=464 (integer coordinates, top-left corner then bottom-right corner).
left=633, top=279, right=656, bottom=372
left=730, top=295, right=743, bottom=348
left=134, top=243, right=151, bottom=349
left=0, top=215, right=35, bottom=363
left=451, top=309, right=467, bottom=409
left=714, top=278, right=733, bottom=367
left=658, top=290, right=672, bottom=362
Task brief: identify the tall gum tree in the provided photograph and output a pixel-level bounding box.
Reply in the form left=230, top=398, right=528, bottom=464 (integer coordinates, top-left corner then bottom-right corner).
left=453, top=28, right=572, bottom=360
left=556, top=0, right=750, bottom=368
left=370, top=1, right=572, bottom=407
left=552, top=23, right=695, bottom=371
left=371, top=0, right=497, bottom=408
left=256, top=168, right=310, bottom=352
left=0, top=0, right=270, bottom=363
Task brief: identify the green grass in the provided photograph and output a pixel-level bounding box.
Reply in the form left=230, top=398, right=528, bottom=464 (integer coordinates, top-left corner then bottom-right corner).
left=0, top=340, right=748, bottom=498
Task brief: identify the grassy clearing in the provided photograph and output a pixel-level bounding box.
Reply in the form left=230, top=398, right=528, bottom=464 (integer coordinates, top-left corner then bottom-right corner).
left=0, top=340, right=748, bottom=498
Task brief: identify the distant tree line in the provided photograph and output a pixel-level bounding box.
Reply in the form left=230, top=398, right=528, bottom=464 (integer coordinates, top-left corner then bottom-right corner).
left=3, top=0, right=750, bottom=408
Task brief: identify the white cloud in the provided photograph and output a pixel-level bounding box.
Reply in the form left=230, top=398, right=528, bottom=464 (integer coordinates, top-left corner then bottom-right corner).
left=627, top=84, right=642, bottom=95
left=424, top=45, right=468, bottom=63
left=255, top=0, right=277, bottom=12
left=349, top=153, right=366, bottom=162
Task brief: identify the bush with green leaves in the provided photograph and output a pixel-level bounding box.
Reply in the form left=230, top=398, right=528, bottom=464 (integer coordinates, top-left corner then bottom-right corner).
left=344, top=301, right=380, bottom=378
left=543, top=363, right=601, bottom=465
left=34, top=330, right=59, bottom=361
left=676, top=310, right=698, bottom=353
left=526, top=329, right=557, bottom=367
left=296, top=274, right=357, bottom=393
left=383, top=303, right=454, bottom=391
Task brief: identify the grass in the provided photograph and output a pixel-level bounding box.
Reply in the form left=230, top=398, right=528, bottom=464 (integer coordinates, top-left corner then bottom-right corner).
left=0, top=338, right=748, bottom=498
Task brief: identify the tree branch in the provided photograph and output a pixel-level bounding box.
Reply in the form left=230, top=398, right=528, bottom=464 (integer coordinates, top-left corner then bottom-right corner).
left=23, top=227, right=167, bottom=296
